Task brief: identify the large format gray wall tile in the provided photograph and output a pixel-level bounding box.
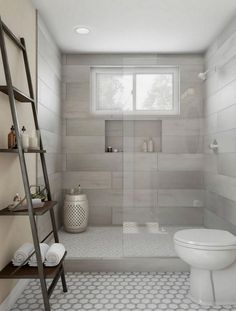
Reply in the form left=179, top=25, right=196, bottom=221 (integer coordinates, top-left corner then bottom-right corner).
left=37, top=17, right=63, bottom=233
left=67, top=153, right=122, bottom=171
left=62, top=54, right=204, bottom=226
left=204, top=15, right=236, bottom=232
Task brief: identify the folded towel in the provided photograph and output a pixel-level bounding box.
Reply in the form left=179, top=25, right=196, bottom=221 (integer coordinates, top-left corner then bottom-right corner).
left=44, top=243, right=65, bottom=267
left=12, top=242, right=34, bottom=266
left=28, top=243, right=50, bottom=267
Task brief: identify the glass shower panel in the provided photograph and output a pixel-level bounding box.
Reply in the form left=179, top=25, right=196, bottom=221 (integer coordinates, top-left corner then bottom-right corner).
left=122, top=117, right=165, bottom=257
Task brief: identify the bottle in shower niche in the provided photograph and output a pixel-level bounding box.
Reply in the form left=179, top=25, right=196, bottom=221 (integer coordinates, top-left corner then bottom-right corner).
left=147, top=137, right=154, bottom=152
left=142, top=140, right=148, bottom=152
left=8, top=125, right=17, bottom=149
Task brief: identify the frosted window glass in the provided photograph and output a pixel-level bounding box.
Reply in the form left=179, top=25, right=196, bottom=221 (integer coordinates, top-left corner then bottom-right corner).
left=136, top=74, right=173, bottom=110
left=96, top=74, right=133, bottom=111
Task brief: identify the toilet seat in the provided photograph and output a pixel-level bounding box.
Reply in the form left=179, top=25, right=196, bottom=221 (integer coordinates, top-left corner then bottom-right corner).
left=174, top=229, right=236, bottom=250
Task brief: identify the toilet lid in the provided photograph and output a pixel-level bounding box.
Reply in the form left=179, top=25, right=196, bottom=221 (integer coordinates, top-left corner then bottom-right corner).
left=174, top=229, right=236, bottom=247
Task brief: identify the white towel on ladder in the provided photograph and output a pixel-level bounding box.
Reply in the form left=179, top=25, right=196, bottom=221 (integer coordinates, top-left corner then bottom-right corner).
left=12, top=243, right=34, bottom=266
left=44, top=243, right=65, bottom=266
left=28, top=243, right=50, bottom=266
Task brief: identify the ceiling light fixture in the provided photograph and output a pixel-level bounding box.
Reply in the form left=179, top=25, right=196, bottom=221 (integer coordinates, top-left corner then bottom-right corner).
left=74, top=26, right=90, bottom=35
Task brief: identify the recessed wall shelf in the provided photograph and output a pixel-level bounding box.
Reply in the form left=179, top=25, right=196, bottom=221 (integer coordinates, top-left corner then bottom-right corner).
left=105, top=120, right=162, bottom=153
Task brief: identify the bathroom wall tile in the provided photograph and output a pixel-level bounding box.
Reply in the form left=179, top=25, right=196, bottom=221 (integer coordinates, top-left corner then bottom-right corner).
left=158, top=153, right=203, bottom=171
left=105, top=120, right=123, bottom=137
left=123, top=190, right=158, bottom=208
left=67, top=153, right=122, bottom=171
left=88, top=206, right=112, bottom=225
left=65, top=82, right=90, bottom=102
left=63, top=136, right=105, bottom=153
left=66, top=119, right=105, bottom=136
left=204, top=209, right=236, bottom=236
left=62, top=171, right=111, bottom=189
left=218, top=104, right=236, bottom=132
left=62, top=65, right=90, bottom=83
left=112, top=207, right=123, bottom=224
left=203, top=154, right=218, bottom=173
left=216, top=129, right=236, bottom=153
left=83, top=189, right=123, bottom=207
left=62, top=54, right=205, bottom=226
left=63, top=99, right=90, bottom=114
left=158, top=189, right=204, bottom=207
left=204, top=113, right=218, bottom=135
left=205, top=172, right=236, bottom=202
left=134, top=120, right=162, bottom=137
left=162, top=135, right=203, bottom=153
left=38, top=79, right=61, bottom=117
left=158, top=171, right=203, bottom=189
left=38, top=103, right=61, bottom=135
left=123, top=153, right=158, bottom=171
left=112, top=172, right=159, bottom=190
left=218, top=153, right=236, bottom=177
left=205, top=190, right=236, bottom=226
left=162, top=118, right=204, bottom=136
left=123, top=207, right=159, bottom=224
left=205, top=80, right=236, bottom=116
left=157, top=206, right=203, bottom=226
left=41, top=130, right=62, bottom=153
left=38, top=55, right=60, bottom=95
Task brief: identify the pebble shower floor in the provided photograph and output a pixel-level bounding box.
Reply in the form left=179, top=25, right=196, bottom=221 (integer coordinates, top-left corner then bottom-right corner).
left=11, top=272, right=236, bottom=311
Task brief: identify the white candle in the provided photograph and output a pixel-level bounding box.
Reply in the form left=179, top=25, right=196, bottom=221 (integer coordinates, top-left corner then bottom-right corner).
left=29, top=136, right=39, bottom=149
left=22, top=134, right=29, bottom=150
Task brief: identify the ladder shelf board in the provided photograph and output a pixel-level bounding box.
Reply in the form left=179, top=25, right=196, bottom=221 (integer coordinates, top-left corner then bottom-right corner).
left=0, top=252, right=67, bottom=279
left=0, top=201, right=57, bottom=216
left=0, top=85, right=34, bottom=103
left=0, top=149, right=46, bottom=153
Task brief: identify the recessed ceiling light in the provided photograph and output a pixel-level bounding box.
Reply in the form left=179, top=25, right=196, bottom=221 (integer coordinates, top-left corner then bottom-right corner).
left=74, top=26, right=90, bottom=34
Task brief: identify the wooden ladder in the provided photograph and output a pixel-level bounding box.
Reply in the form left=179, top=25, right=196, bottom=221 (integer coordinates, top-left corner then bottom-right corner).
left=0, top=17, right=67, bottom=311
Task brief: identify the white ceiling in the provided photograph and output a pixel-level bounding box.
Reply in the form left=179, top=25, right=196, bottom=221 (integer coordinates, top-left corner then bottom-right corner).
left=32, top=0, right=236, bottom=53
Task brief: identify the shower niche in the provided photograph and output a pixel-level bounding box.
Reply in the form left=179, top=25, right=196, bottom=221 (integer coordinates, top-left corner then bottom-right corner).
left=105, top=120, right=162, bottom=153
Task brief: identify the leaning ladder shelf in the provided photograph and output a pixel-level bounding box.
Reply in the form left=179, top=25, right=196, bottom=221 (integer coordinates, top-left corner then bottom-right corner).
left=0, top=18, right=67, bottom=311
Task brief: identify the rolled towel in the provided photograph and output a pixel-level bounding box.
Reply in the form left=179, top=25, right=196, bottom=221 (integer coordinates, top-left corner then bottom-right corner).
left=44, top=243, right=65, bottom=267
left=12, top=242, right=34, bottom=266
left=28, top=243, right=50, bottom=267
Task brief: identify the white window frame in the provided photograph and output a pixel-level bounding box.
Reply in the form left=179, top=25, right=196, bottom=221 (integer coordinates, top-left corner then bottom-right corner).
left=91, top=66, right=180, bottom=115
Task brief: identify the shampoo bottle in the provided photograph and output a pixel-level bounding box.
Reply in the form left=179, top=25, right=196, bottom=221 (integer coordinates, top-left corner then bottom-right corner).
left=142, top=140, right=148, bottom=152
left=148, top=137, right=154, bottom=152
left=8, top=125, right=15, bottom=149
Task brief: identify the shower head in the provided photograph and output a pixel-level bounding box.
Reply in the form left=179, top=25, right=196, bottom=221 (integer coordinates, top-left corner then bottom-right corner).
left=198, top=71, right=208, bottom=81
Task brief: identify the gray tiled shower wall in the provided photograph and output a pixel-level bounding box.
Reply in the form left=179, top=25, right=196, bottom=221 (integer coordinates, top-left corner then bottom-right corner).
left=36, top=17, right=63, bottom=239
left=204, top=16, right=236, bottom=235
left=61, top=54, right=205, bottom=226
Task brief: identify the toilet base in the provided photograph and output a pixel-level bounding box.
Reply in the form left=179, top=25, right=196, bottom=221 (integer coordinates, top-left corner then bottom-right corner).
left=190, top=261, right=236, bottom=305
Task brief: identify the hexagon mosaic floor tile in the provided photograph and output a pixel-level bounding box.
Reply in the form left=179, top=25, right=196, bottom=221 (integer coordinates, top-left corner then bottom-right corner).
left=11, top=272, right=236, bottom=311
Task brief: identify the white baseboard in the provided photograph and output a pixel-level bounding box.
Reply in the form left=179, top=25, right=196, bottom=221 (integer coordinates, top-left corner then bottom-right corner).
left=0, top=279, right=29, bottom=311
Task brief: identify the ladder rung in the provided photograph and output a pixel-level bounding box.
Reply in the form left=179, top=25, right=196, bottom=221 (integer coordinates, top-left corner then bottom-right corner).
left=0, top=85, right=34, bottom=102
left=0, top=149, right=46, bottom=154
left=2, top=22, right=26, bottom=51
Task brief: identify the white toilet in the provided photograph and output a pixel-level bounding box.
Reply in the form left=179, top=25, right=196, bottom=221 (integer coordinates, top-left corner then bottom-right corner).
left=174, top=228, right=236, bottom=305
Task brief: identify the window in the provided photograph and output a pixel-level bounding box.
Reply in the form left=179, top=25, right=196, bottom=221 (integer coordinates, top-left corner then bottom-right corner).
left=91, top=67, right=179, bottom=115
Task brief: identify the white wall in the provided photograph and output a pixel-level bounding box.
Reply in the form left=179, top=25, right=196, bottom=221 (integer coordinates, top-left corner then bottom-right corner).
left=0, top=0, right=36, bottom=303
left=204, top=15, right=236, bottom=233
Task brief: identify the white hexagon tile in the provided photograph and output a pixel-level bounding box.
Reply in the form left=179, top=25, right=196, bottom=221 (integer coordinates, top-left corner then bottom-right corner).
left=11, top=272, right=236, bottom=311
